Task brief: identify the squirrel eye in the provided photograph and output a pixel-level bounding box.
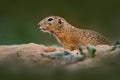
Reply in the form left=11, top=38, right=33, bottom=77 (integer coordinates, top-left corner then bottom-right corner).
left=47, top=18, right=53, bottom=21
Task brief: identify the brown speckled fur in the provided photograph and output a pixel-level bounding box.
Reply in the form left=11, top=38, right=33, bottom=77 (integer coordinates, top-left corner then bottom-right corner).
left=38, top=16, right=112, bottom=50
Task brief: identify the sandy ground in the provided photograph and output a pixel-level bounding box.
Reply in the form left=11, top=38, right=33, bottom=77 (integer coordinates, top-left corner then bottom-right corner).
left=0, top=43, right=119, bottom=70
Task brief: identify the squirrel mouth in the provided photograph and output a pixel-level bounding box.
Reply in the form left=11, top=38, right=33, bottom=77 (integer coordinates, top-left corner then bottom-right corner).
left=39, top=27, right=51, bottom=33
left=39, top=27, right=55, bottom=34
left=39, top=27, right=47, bottom=31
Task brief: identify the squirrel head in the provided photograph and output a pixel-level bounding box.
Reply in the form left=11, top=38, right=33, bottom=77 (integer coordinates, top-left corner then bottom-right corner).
left=38, top=16, right=65, bottom=33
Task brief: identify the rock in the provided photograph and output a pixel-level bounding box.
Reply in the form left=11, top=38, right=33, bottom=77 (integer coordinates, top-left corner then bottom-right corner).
left=0, top=43, right=120, bottom=70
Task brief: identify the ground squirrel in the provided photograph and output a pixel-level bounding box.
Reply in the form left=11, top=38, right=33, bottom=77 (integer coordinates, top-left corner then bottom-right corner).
left=38, top=16, right=112, bottom=50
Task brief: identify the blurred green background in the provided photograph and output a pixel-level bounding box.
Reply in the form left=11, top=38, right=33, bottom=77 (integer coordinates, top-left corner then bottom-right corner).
left=0, top=0, right=120, bottom=45
left=0, top=0, right=120, bottom=80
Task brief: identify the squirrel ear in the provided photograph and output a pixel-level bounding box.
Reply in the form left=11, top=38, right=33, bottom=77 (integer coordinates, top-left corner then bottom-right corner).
left=58, top=19, right=62, bottom=24
left=58, top=19, right=64, bottom=27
